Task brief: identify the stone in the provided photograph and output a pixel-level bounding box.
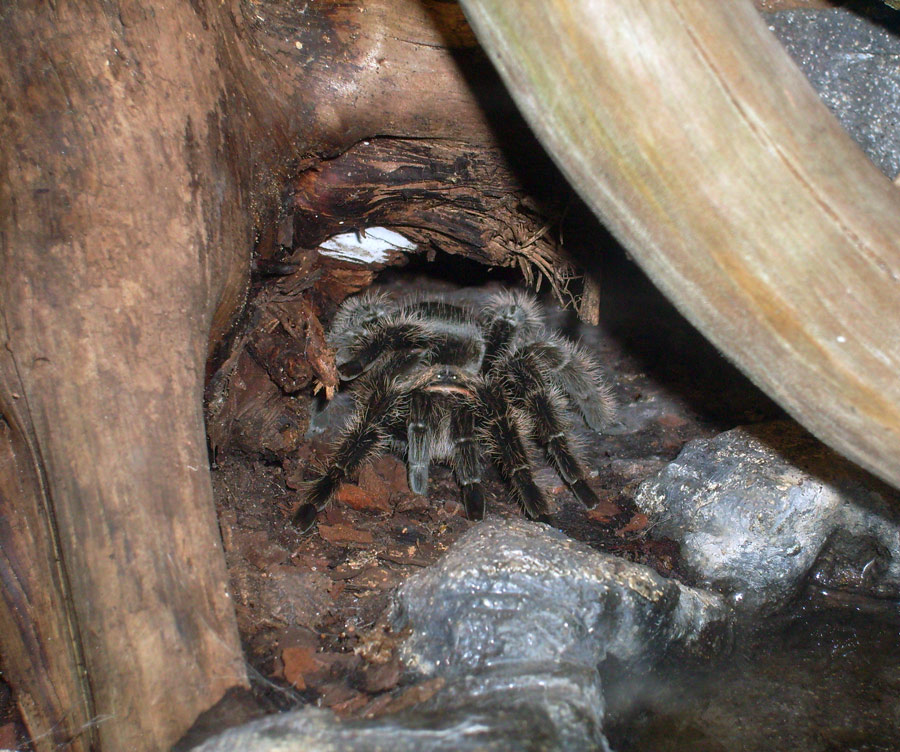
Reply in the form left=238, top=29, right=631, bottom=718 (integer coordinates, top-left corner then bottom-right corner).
left=634, top=421, right=900, bottom=615
left=192, top=520, right=728, bottom=751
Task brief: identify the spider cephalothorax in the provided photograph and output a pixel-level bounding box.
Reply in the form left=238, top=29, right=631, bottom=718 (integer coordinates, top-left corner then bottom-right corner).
left=292, top=288, right=616, bottom=532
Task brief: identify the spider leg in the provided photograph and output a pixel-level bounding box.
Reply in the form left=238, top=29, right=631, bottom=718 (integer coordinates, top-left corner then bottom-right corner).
left=521, top=336, right=616, bottom=433
left=407, top=365, right=481, bottom=499
left=407, top=391, right=437, bottom=495
left=448, top=398, right=486, bottom=520
left=481, top=289, right=545, bottom=363
left=499, top=350, right=601, bottom=509
left=292, top=368, right=409, bottom=532
left=477, top=378, right=547, bottom=518
left=336, top=320, right=432, bottom=380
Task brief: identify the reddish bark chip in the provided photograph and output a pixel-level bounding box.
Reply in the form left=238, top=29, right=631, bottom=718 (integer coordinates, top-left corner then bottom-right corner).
left=371, top=455, right=410, bottom=495
left=618, top=512, right=650, bottom=535
left=282, top=645, right=323, bottom=690
left=335, top=481, right=391, bottom=512
left=361, top=692, right=396, bottom=718
left=330, top=691, right=370, bottom=717
left=586, top=498, right=622, bottom=523
left=394, top=493, right=431, bottom=513
left=357, top=464, right=387, bottom=491
left=318, top=523, right=375, bottom=545
left=440, top=498, right=466, bottom=518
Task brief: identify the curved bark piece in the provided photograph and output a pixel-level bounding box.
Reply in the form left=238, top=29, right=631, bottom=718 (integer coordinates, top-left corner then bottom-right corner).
left=458, top=0, right=900, bottom=489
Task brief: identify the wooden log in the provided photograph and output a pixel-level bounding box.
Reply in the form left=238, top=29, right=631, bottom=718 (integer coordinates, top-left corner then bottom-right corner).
left=291, top=137, right=573, bottom=277
left=0, top=2, right=250, bottom=749
left=458, top=0, right=900, bottom=490
left=0, top=413, right=92, bottom=749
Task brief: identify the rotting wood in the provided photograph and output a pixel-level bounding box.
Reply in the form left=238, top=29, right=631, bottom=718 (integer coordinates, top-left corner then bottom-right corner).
left=459, top=0, right=900, bottom=489
left=207, top=253, right=360, bottom=460
left=291, top=137, right=585, bottom=313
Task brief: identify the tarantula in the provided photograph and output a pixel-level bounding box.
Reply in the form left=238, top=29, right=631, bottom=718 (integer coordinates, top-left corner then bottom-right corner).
left=292, top=288, right=616, bottom=532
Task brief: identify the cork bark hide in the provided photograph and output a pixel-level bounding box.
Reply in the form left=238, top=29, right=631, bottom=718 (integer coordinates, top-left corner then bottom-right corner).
left=459, top=0, right=900, bottom=491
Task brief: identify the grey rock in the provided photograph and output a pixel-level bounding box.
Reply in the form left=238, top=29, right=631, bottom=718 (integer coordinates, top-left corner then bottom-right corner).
left=635, top=421, right=900, bottom=615
left=768, top=9, right=900, bottom=178
left=395, top=518, right=727, bottom=677
left=192, top=519, right=729, bottom=752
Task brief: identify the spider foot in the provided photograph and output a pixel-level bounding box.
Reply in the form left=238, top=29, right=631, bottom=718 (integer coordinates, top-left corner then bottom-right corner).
left=460, top=483, right=485, bottom=520
left=571, top=479, right=600, bottom=509
left=408, top=464, right=429, bottom=495
left=292, top=502, right=319, bottom=533
left=518, top=480, right=548, bottom=520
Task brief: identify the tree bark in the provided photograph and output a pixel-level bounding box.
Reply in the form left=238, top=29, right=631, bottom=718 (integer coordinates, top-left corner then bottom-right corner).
left=0, top=2, right=251, bottom=749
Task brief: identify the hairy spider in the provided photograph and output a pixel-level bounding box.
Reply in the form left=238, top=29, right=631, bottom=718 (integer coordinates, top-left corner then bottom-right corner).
left=292, top=288, right=616, bottom=532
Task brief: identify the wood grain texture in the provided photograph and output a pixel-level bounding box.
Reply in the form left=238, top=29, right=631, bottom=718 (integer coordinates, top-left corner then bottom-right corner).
left=0, top=415, right=91, bottom=750
left=0, top=2, right=249, bottom=749
left=458, top=0, right=900, bottom=488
